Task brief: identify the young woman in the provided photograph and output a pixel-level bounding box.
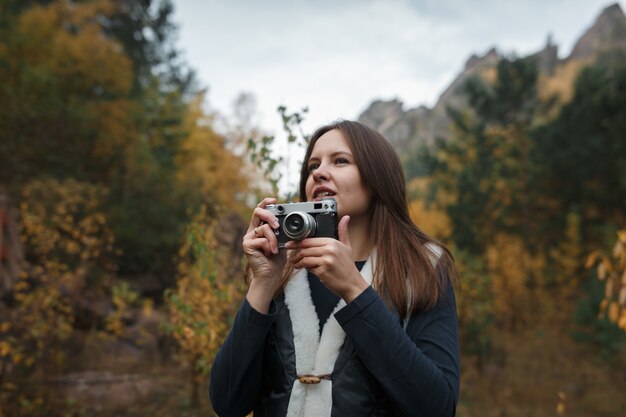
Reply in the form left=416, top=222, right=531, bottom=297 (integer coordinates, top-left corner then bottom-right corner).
left=209, top=120, right=459, bottom=416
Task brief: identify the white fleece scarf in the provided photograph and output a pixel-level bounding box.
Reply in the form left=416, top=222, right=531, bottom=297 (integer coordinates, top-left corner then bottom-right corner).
left=282, top=244, right=441, bottom=417
left=283, top=252, right=375, bottom=417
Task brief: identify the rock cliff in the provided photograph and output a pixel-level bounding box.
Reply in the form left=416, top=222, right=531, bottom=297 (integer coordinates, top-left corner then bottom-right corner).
left=358, top=3, right=626, bottom=156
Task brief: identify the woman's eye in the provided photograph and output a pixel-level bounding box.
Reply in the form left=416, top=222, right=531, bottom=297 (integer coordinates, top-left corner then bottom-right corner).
left=336, top=158, right=349, bottom=164
left=308, top=163, right=319, bottom=171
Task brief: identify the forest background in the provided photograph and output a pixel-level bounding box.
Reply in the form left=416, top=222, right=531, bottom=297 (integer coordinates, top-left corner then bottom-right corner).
left=0, top=1, right=625, bottom=416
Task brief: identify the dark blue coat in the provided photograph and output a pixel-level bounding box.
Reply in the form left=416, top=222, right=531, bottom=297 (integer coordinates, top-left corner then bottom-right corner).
left=209, top=283, right=460, bottom=416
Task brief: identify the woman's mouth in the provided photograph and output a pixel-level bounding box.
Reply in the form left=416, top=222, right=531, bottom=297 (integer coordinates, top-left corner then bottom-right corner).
left=313, top=189, right=336, bottom=199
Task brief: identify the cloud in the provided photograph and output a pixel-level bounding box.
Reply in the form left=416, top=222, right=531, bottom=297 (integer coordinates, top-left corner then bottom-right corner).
left=174, top=0, right=624, bottom=134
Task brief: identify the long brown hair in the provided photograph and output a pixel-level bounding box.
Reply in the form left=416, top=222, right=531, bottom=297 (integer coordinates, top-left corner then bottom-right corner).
left=293, top=120, right=456, bottom=315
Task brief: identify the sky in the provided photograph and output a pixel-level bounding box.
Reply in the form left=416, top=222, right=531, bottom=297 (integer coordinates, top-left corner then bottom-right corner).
left=172, top=0, right=623, bottom=190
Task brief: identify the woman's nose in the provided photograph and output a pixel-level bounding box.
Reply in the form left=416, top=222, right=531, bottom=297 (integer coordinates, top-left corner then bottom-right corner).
left=312, top=166, right=329, bottom=182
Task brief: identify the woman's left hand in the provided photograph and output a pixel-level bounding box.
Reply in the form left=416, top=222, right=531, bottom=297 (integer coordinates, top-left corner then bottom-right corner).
left=285, top=215, right=369, bottom=303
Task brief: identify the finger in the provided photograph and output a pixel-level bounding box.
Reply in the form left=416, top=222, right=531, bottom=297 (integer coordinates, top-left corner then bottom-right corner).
left=250, top=207, right=280, bottom=230
left=288, top=246, right=326, bottom=265
left=252, top=224, right=279, bottom=254
left=257, top=197, right=278, bottom=208
left=248, top=197, right=278, bottom=231
left=338, top=215, right=351, bottom=248
left=243, top=237, right=273, bottom=257
left=292, top=255, right=324, bottom=271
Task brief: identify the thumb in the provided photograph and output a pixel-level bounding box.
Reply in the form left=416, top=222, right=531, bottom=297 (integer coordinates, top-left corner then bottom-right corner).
left=338, top=215, right=351, bottom=248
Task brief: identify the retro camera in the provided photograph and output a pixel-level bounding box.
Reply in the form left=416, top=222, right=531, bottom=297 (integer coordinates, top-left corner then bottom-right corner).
left=266, top=198, right=338, bottom=249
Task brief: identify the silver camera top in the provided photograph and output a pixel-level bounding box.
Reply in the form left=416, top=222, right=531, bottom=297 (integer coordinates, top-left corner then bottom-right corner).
left=266, top=198, right=337, bottom=215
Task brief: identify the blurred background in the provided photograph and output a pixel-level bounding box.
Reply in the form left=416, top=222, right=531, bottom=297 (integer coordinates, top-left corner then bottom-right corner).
left=1, top=1, right=625, bottom=416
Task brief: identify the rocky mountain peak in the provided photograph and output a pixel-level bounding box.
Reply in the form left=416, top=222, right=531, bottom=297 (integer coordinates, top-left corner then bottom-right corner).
left=358, top=3, right=626, bottom=157
left=568, top=3, right=626, bottom=60
left=358, top=99, right=404, bottom=132
left=530, top=35, right=559, bottom=75
left=464, top=47, right=499, bottom=72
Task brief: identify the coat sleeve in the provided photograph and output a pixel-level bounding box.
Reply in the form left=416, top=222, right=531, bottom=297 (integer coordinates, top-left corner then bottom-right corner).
left=334, top=284, right=460, bottom=417
left=209, top=297, right=277, bottom=417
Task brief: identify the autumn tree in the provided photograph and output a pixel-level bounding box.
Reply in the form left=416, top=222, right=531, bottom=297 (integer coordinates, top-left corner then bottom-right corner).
left=175, top=91, right=251, bottom=217
left=0, top=179, right=117, bottom=412
left=433, top=56, right=545, bottom=253
left=0, top=0, right=209, bottom=283
left=0, top=0, right=134, bottom=187
left=0, top=3, right=257, bottom=414
left=98, top=0, right=199, bottom=280
left=165, top=210, right=245, bottom=410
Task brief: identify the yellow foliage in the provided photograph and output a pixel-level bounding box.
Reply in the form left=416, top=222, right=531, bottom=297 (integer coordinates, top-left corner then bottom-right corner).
left=619, top=311, right=626, bottom=330
left=0, top=0, right=137, bottom=178
left=486, top=234, right=544, bottom=330
left=556, top=390, right=567, bottom=415
left=0, top=179, right=117, bottom=381
left=587, top=230, right=626, bottom=331
left=14, top=0, right=131, bottom=95
left=166, top=208, right=245, bottom=390
left=408, top=199, right=451, bottom=240
left=20, top=179, right=115, bottom=266
left=105, top=282, right=140, bottom=337
left=90, top=100, right=140, bottom=160
left=538, top=59, right=591, bottom=106
left=176, top=92, right=252, bottom=217
left=406, top=177, right=453, bottom=240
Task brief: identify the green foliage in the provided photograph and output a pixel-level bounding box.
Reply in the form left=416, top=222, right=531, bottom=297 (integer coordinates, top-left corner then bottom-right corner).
left=455, top=250, right=494, bottom=370
left=423, top=56, right=545, bottom=253
left=106, top=169, right=191, bottom=281
left=0, top=0, right=134, bottom=188
left=0, top=0, right=221, bottom=283
left=0, top=3, right=253, bottom=413
left=103, top=0, right=195, bottom=97
left=2, top=2, right=625, bottom=415
left=531, top=51, right=626, bottom=244
left=404, top=141, right=442, bottom=179
left=408, top=51, right=626, bottom=373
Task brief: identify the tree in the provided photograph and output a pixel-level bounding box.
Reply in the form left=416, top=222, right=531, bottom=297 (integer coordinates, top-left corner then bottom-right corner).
left=532, top=52, right=626, bottom=244
left=0, top=0, right=203, bottom=282
left=0, top=0, right=134, bottom=187
left=246, top=106, right=309, bottom=198
left=428, top=56, right=545, bottom=253
left=165, top=210, right=244, bottom=409
left=103, top=0, right=195, bottom=98
left=175, top=91, right=251, bottom=218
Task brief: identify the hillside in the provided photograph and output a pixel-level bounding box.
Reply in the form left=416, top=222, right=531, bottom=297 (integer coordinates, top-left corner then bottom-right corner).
left=358, top=3, right=626, bottom=156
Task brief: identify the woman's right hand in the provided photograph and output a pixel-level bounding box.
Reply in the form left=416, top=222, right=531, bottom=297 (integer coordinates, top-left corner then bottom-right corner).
left=243, top=198, right=286, bottom=313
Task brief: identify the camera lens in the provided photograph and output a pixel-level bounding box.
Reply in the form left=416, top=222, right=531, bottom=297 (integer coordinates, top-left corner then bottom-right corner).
left=283, top=211, right=316, bottom=240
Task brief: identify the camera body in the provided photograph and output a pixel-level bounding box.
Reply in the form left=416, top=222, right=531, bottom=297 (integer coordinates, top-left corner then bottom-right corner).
left=266, top=198, right=338, bottom=249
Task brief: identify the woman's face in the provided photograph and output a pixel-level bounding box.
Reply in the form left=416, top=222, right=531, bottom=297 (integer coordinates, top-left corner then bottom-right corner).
left=304, top=129, right=372, bottom=220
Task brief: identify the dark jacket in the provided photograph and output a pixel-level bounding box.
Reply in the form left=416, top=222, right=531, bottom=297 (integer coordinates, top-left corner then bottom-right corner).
left=209, top=284, right=460, bottom=416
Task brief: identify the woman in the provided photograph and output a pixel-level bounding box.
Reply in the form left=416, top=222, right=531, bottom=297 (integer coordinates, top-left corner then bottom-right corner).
left=209, top=120, right=459, bottom=416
